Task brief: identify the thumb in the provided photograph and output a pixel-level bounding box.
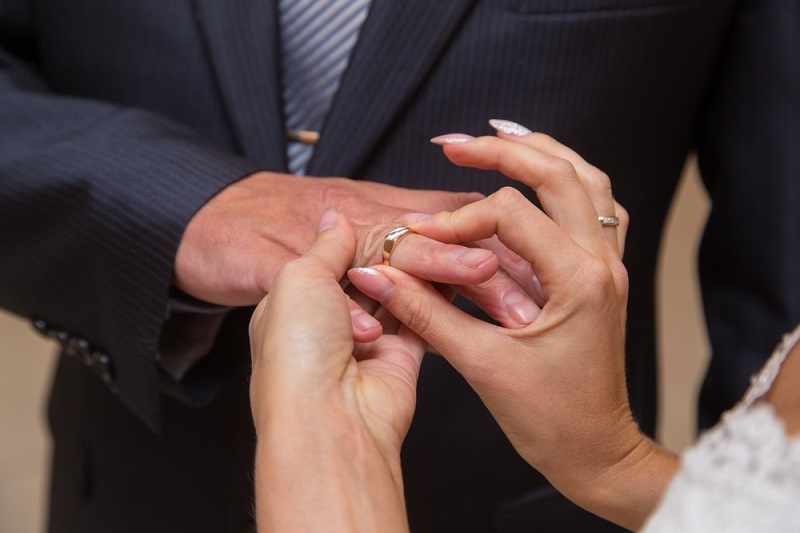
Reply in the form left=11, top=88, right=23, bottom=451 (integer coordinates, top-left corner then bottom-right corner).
left=348, top=265, right=493, bottom=371
left=302, top=207, right=357, bottom=280
left=250, top=208, right=357, bottom=364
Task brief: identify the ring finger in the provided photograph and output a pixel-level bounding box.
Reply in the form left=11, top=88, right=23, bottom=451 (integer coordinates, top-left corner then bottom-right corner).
left=492, top=125, right=628, bottom=257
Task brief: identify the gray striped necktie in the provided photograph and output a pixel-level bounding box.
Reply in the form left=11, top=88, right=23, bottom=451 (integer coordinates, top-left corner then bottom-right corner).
left=279, top=0, right=371, bottom=175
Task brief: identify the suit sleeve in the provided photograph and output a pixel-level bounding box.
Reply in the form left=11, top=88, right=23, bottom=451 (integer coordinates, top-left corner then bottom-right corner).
left=695, top=0, right=800, bottom=428
left=0, top=7, right=263, bottom=431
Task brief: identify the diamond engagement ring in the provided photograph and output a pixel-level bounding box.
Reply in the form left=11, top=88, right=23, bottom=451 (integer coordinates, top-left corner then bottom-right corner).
left=598, top=216, right=620, bottom=227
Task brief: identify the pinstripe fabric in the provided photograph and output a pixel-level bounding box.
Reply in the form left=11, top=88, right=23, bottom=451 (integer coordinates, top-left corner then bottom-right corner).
left=4, top=1, right=800, bottom=531
left=279, top=0, right=370, bottom=175
left=191, top=0, right=286, bottom=169
left=0, top=94, right=262, bottom=429
left=306, top=0, right=474, bottom=177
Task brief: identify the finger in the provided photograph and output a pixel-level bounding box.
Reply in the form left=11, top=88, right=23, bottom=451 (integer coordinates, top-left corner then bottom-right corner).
left=407, top=187, right=596, bottom=300
left=307, top=211, right=392, bottom=342
left=454, top=266, right=542, bottom=327
left=473, top=235, right=544, bottom=304
left=372, top=225, right=541, bottom=328
left=352, top=322, right=428, bottom=410
left=612, top=202, right=629, bottom=257
left=490, top=126, right=628, bottom=257
left=354, top=224, right=499, bottom=285
left=386, top=323, right=429, bottom=388
left=345, top=283, right=381, bottom=316
left=250, top=208, right=354, bottom=342
left=345, top=284, right=409, bottom=338
left=250, top=209, right=357, bottom=373
left=348, top=297, right=383, bottom=343
left=394, top=324, right=428, bottom=383
left=348, top=283, right=444, bottom=354
left=299, top=208, right=357, bottom=277
left=437, top=135, right=613, bottom=261
left=348, top=266, right=496, bottom=370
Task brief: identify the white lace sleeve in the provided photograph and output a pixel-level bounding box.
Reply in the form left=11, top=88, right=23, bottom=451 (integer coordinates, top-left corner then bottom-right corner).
left=641, top=324, right=800, bottom=533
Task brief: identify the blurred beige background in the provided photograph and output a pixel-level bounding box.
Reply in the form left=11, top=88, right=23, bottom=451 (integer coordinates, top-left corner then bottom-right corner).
left=0, top=158, right=710, bottom=532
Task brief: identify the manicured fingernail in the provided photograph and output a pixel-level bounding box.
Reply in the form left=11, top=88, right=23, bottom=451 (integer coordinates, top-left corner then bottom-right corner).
left=489, top=119, right=532, bottom=136
left=430, top=134, right=476, bottom=145
left=503, top=291, right=539, bottom=325
left=348, top=268, right=396, bottom=303
left=454, top=248, right=495, bottom=270
left=317, top=207, right=337, bottom=234
left=394, top=212, right=431, bottom=223
left=350, top=306, right=381, bottom=335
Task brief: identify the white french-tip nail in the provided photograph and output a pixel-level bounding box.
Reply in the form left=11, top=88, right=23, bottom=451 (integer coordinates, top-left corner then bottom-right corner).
left=430, top=134, right=476, bottom=145
left=351, top=267, right=380, bottom=277
left=489, top=119, right=532, bottom=136
left=349, top=267, right=396, bottom=302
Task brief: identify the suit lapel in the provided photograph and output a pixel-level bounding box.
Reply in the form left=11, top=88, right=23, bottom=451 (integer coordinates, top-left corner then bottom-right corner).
left=307, top=0, right=478, bottom=177
left=190, top=0, right=287, bottom=169
left=191, top=0, right=478, bottom=176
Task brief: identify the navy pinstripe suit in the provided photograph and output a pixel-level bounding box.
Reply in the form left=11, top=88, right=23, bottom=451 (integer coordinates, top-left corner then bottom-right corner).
left=1, top=0, right=798, bottom=531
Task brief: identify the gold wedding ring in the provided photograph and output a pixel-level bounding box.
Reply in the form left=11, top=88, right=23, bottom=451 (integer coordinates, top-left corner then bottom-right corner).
left=598, top=216, right=620, bottom=227
left=382, top=226, right=415, bottom=264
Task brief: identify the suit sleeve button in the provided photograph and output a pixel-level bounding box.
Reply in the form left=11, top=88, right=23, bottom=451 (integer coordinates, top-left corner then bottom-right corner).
left=32, top=318, right=49, bottom=335
left=65, top=337, right=93, bottom=365
left=92, top=351, right=115, bottom=384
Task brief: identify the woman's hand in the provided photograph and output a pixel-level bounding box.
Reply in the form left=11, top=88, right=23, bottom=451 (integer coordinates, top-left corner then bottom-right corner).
left=349, top=127, right=677, bottom=530
left=249, top=208, right=421, bottom=533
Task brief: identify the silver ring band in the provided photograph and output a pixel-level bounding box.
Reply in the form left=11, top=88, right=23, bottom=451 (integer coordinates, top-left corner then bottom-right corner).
left=598, top=216, right=620, bottom=227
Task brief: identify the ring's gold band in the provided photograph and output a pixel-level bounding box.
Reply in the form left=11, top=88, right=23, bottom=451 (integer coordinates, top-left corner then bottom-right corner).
left=382, top=226, right=415, bottom=264
left=598, top=216, right=620, bottom=227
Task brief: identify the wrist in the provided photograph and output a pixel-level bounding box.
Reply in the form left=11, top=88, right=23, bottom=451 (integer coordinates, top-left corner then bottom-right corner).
left=552, top=426, right=679, bottom=530
left=255, top=397, right=408, bottom=532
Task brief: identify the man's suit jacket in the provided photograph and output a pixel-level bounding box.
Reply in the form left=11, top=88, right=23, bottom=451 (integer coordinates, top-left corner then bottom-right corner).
left=1, top=0, right=798, bottom=531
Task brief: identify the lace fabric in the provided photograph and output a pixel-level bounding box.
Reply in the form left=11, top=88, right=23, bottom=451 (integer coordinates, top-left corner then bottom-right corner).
left=641, top=324, right=800, bottom=532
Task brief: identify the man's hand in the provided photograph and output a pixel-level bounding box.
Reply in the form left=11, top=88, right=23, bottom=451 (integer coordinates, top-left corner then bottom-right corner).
left=173, top=170, right=494, bottom=307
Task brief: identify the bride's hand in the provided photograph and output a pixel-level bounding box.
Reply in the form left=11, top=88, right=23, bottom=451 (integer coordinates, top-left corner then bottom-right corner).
left=349, top=127, right=676, bottom=530
left=249, top=209, right=422, bottom=532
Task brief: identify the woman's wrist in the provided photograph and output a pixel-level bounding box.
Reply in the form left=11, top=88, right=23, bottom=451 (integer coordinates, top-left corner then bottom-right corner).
left=552, top=427, right=679, bottom=531
left=255, top=398, right=408, bottom=532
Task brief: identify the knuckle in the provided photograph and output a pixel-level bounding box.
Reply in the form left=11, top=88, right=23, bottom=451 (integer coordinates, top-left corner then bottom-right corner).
left=548, top=157, right=579, bottom=181
left=314, top=179, right=358, bottom=209
left=489, top=187, right=535, bottom=223
left=491, top=186, right=528, bottom=209
left=578, top=259, right=618, bottom=304
left=584, top=168, right=612, bottom=192
left=399, top=295, right=434, bottom=337
left=356, top=224, right=393, bottom=266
